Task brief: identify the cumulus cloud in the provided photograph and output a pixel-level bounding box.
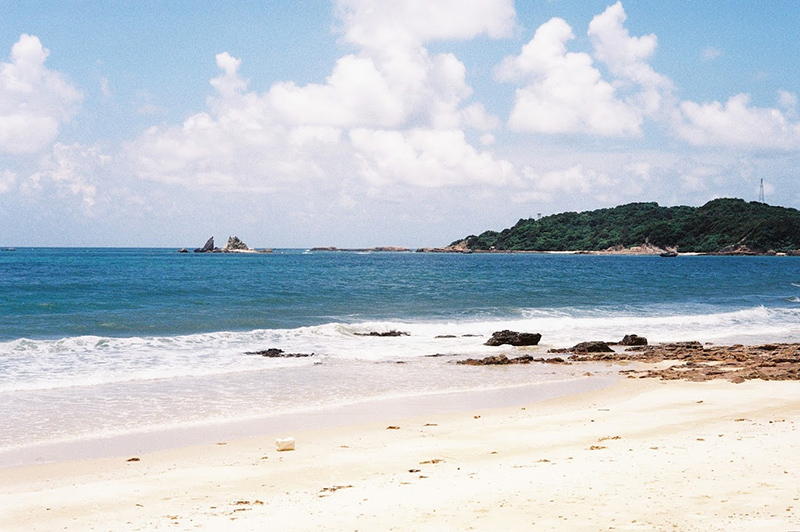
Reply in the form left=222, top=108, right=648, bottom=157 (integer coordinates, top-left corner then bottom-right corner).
left=518, top=164, right=616, bottom=202
left=350, top=128, right=516, bottom=188
left=500, top=2, right=670, bottom=137
left=676, top=93, right=800, bottom=150
left=336, top=0, right=515, bottom=49
left=0, top=170, right=16, bottom=194
left=0, top=35, right=82, bottom=154
left=27, top=143, right=109, bottom=206
left=127, top=0, right=517, bottom=192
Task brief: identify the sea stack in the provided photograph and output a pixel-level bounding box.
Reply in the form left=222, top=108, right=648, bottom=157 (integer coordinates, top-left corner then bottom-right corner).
left=193, top=237, right=214, bottom=253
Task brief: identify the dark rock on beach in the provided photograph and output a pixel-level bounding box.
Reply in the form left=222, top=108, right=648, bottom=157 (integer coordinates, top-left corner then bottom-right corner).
left=457, top=354, right=569, bottom=365
left=484, top=330, right=542, bottom=347
left=551, top=341, right=614, bottom=353
left=354, top=330, right=410, bottom=337
left=245, top=348, right=314, bottom=358
left=619, top=334, right=648, bottom=346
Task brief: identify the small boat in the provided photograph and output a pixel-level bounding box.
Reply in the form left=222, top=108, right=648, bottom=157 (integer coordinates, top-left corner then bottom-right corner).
left=0, top=247, right=15, bottom=252
left=660, top=251, right=678, bottom=258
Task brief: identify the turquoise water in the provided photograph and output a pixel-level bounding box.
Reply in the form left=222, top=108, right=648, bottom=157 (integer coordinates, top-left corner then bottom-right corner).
left=2, top=248, right=800, bottom=459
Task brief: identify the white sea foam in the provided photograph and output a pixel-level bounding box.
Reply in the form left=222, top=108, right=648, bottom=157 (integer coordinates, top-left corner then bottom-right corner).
left=3, top=304, right=800, bottom=454
left=3, top=305, right=800, bottom=393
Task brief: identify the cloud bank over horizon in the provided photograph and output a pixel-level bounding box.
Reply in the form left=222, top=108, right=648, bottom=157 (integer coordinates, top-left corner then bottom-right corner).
left=2, top=1, right=800, bottom=246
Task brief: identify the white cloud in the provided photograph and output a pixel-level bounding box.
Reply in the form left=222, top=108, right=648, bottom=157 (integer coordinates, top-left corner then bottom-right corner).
left=350, top=128, right=517, bottom=187
left=0, top=35, right=82, bottom=154
left=336, top=0, right=515, bottom=49
left=701, top=47, right=722, bottom=61
left=127, top=0, right=516, bottom=193
left=0, top=170, right=16, bottom=194
left=676, top=93, right=800, bottom=150
left=518, top=164, right=615, bottom=202
left=26, top=143, right=109, bottom=206
left=500, top=3, right=669, bottom=137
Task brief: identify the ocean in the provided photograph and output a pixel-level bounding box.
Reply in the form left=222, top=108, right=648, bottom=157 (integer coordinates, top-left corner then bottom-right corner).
left=2, top=248, right=800, bottom=463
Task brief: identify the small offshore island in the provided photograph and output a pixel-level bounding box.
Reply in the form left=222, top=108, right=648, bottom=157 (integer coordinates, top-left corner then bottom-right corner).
left=432, top=198, right=800, bottom=256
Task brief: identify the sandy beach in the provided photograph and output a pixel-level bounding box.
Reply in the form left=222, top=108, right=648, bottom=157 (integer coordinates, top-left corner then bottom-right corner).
left=2, top=376, right=798, bottom=531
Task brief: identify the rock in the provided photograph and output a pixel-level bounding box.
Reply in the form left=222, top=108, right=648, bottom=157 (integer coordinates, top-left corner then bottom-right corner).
left=354, top=330, right=410, bottom=337
left=458, top=354, right=511, bottom=365
left=570, top=341, right=614, bottom=353
left=620, top=334, right=648, bottom=346
left=177, top=248, right=188, bottom=253
left=222, top=236, right=250, bottom=252
left=245, top=348, right=314, bottom=358
left=194, top=236, right=214, bottom=253
left=484, top=330, right=542, bottom=347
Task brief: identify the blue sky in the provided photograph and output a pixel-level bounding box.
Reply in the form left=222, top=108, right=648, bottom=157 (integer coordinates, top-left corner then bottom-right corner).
left=2, top=1, right=800, bottom=247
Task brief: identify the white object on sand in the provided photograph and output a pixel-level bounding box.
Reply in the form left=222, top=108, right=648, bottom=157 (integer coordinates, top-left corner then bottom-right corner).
left=276, top=437, right=295, bottom=451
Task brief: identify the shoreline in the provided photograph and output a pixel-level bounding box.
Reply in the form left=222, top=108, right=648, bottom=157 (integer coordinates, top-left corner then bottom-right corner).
left=2, top=376, right=798, bottom=530
left=0, top=374, right=617, bottom=469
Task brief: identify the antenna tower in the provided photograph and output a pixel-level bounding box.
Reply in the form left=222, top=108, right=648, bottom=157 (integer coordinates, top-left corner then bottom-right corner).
left=758, top=179, right=765, bottom=203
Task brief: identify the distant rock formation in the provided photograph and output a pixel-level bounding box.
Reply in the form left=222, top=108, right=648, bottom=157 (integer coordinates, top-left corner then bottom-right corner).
left=194, top=237, right=215, bottom=253
left=310, top=246, right=411, bottom=252
left=186, top=236, right=272, bottom=254
left=222, top=236, right=250, bottom=252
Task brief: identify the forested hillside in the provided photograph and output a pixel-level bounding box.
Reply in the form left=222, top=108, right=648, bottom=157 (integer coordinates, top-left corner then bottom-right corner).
left=453, top=199, right=800, bottom=253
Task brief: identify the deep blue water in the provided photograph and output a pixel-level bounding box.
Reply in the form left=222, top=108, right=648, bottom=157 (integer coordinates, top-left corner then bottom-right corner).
left=2, top=248, right=800, bottom=341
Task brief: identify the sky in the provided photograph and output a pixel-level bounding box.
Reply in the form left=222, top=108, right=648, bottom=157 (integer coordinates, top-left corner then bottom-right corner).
left=2, top=0, right=800, bottom=248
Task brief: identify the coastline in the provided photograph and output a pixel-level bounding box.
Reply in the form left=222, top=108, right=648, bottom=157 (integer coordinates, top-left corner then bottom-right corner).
left=2, top=376, right=799, bottom=531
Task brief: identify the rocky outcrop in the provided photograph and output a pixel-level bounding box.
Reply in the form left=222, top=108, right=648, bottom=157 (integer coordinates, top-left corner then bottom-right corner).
left=619, top=334, right=648, bottom=346
left=549, top=341, right=613, bottom=354
left=484, top=330, right=542, bottom=347
left=354, top=330, right=410, bottom=337
left=222, top=236, right=250, bottom=252
left=457, top=354, right=568, bottom=365
left=194, top=237, right=215, bottom=253
left=245, top=348, right=314, bottom=358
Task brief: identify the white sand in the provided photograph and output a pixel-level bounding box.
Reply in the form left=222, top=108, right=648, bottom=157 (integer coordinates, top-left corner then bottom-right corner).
left=2, top=378, right=799, bottom=531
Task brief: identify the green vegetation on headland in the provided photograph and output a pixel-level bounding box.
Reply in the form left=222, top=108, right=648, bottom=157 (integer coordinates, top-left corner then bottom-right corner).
left=450, top=198, right=800, bottom=254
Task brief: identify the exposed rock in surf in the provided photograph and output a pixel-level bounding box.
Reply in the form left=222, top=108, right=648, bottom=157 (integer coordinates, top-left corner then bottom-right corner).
left=457, top=354, right=568, bottom=365
left=620, top=334, right=648, bottom=346
left=194, top=237, right=215, bottom=253
left=245, top=348, right=314, bottom=358
left=177, top=248, right=189, bottom=253
left=484, top=330, right=541, bottom=347
left=354, top=330, right=410, bottom=337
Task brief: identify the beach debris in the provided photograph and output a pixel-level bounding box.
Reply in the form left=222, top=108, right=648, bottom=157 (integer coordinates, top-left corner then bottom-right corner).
left=354, top=330, right=409, bottom=337
left=435, top=335, right=457, bottom=338
left=408, top=469, right=421, bottom=473
left=589, top=445, right=607, bottom=451
left=484, top=330, right=542, bottom=347
left=420, top=459, right=444, bottom=464
left=126, top=457, right=140, bottom=462
left=320, top=485, right=353, bottom=493
left=244, top=348, right=314, bottom=358
left=276, top=437, right=295, bottom=451
left=386, top=425, right=401, bottom=430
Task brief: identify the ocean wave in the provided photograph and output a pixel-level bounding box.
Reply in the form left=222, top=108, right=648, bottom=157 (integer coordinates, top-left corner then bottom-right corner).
left=3, top=306, right=800, bottom=392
